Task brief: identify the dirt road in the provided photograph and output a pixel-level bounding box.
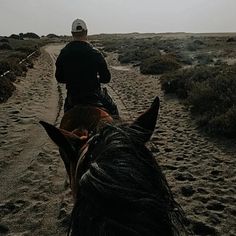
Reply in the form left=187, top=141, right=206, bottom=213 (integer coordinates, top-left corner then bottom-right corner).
left=0, top=45, right=235, bottom=236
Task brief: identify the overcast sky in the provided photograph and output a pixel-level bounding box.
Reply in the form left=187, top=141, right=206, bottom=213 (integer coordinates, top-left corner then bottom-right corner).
left=0, top=0, right=235, bottom=36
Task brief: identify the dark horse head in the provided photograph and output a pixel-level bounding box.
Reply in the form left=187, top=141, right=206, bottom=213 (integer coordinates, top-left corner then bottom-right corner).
left=40, top=97, right=188, bottom=236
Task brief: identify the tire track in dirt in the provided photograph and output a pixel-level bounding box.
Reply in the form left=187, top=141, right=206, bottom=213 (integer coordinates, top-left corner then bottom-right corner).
left=44, top=45, right=66, bottom=125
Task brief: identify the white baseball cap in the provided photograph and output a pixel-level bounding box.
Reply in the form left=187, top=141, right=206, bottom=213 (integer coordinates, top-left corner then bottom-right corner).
left=71, top=19, right=87, bottom=33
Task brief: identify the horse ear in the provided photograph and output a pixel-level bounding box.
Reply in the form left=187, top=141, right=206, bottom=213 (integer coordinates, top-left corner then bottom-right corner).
left=130, top=96, right=160, bottom=142
left=39, top=121, right=76, bottom=159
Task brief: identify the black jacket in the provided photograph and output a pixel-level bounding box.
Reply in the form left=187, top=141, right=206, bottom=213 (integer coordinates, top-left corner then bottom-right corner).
left=55, top=41, right=111, bottom=104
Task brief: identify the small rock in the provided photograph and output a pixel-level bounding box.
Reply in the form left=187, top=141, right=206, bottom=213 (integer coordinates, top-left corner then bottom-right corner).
left=192, top=221, right=217, bottom=235
left=162, top=164, right=178, bottom=171
left=175, top=172, right=196, bottom=181
left=9, top=110, right=20, bottom=114
left=164, top=147, right=173, bottom=152
left=181, top=186, right=195, bottom=197
left=176, top=157, right=184, bottom=161
left=193, top=205, right=206, bottom=215
left=211, top=170, right=222, bottom=176
left=197, top=196, right=210, bottom=204
left=206, top=201, right=225, bottom=211
left=58, top=208, right=67, bottom=220
left=197, top=188, right=209, bottom=195
left=150, top=146, right=160, bottom=153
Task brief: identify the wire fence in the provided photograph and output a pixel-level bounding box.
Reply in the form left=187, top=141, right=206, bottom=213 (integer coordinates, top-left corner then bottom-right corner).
left=0, top=50, right=38, bottom=78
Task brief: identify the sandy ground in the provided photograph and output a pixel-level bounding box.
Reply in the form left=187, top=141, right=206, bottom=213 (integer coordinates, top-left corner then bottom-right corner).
left=0, top=45, right=236, bottom=236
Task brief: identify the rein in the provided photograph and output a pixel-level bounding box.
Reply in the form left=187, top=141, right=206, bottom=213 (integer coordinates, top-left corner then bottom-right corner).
left=67, top=133, right=101, bottom=236
left=75, top=133, right=100, bottom=180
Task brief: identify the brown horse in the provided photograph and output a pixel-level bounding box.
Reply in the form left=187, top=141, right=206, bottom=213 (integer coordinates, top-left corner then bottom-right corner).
left=42, top=105, right=113, bottom=198
left=40, top=97, right=188, bottom=236
left=60, top=105, right=113, bottom=132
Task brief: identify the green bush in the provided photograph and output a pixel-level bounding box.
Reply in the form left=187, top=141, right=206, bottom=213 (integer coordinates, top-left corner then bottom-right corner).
left=193, top=39, right=204, bottom=45
left=161, top=64, right=236, bottom=137
left=140, top=55, right=181, bottom=75
left=102, top=39, right=123, bottom=52
left=186, top=39, right=205, bottom=51
left=9, top=34, right=20, bottom=40
left=0, top=61, right=11, bottom=74
left=7, top=52, right=27, bottom=60
left=0, top=38, right=9, bottom=43
left=0, top=77, right=16, bottom=103
left=16, top=46, right=37, bottom=54
left=208, top=106, right=236, bottom=137
left=0, top=43, right=13, bottom=50
left=188, top=81, right=218, bottom=114
left=0, top=56, right=27, bottom=77
left=23, top=32, right=40, bottom=39
left=161, top=66, right=221, bottom=98
left=161, top=69, right=192, bottom=98
left=46, top=34, right=59, bottom=38
left=195, top=53, right=214, bottom=65
left=5, top=71, right=16, bottom=82
left=0, top=36, right=45, bottom=102
left=226, top=37, right=236, bottom=43
left=119, top=48, right=161, bottom=64
left=175, top=52, right=193, bottom=65
left=189, top=72, right=236, bottom=113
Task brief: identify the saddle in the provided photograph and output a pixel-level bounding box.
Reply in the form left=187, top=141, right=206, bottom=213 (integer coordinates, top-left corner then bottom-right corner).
left=65, top=88, right=119, bottom=117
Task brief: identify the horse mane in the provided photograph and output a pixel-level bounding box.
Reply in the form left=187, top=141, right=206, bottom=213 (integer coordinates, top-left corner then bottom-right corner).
left=70, top=124, right=188, bottom=236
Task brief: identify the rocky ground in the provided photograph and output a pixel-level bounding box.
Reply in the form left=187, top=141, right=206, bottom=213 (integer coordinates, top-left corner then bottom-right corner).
left=0, top=45, right=235, bottom=235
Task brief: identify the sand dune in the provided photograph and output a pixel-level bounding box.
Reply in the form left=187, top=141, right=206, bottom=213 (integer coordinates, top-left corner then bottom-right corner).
left=0, top=45, right=235, bottom=235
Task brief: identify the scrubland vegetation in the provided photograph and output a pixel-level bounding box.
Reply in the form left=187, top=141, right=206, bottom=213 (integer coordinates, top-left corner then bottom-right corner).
left=1, top=32, right=236, bottom=137
left=93, top=33, right=236, bottom=137
left=0, top=33, right=65, bottom=102
left=161, top=65, right=236, bottom=137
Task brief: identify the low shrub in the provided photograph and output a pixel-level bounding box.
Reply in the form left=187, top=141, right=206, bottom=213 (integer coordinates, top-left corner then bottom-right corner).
left=9, top=60, right=27, bottom=76
left=161, top=66, right=221, bottom=98
left=175, top=52, right=193, bottom=65
left=119, top=48, right=161, bottom=64
left=23, top=32, right=40, bottom=39
left=195, top=53, right=214, bottom=65
left=7, top=52, right=27, bottom=60
left=140, top=55, right=181, bottom=75
left=188, top=71, right=236, bottom=113
left=102, top=39, right=123, bottom=52
left=0, top=77, right=16, bottom=103
left=0, top=38, right=9, bottom=43
left=0, top=61, right=11, bottom=74
left=161, top=64, right=236, bottom=137
left=0, top=36, right=44, bottom=102
left=5, top=71, right=16, bottom=82
left=9, top=34, right=20, bottom=40
left=46, top=34, right=59, bottom=38
left=193, top=39, right=204, bottom=45
left=226, top=37, right=236, bottom=43
left=188, top=81, right=218, bottom=114
left=186, top=43, right=198, bottom=52
left=208, top=106, right=236, bottom=137
left=0, top=43, right=13, bottom=50
left=161, top=69, right=192, bottom=98
left=0, top=56, right=28, bottom=78
left=15, top=46, right=36, bottom=54
left=186, top=39, right=205, bottom=51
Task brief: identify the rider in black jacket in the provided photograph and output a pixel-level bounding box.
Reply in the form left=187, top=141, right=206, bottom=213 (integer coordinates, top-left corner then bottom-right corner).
left=56, top=19, right=117, bottom=114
